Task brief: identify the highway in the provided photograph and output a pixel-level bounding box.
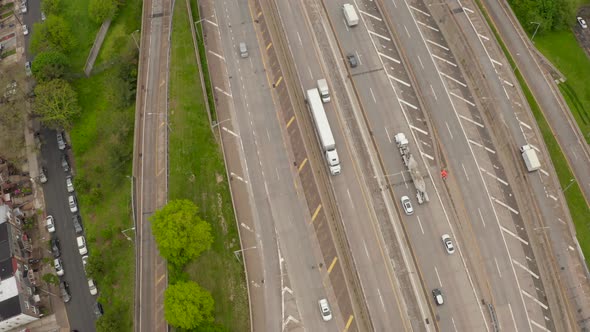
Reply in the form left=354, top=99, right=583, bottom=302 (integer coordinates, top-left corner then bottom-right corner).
left=133, top=0, right=170, bottom=330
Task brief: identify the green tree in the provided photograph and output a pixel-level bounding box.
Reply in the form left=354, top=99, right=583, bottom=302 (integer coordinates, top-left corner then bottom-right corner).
left=30, top=15, right=76, bottom=54
left=31, top=50, right=68, bottom=82
left=33, top=79, right=80, bottom=129
left=42, top=273, right=59, bottom=285
left=150, top=200, right=213, bottom=267
left=89, top=0, right=118, bottom=23
left=41, top=0, right=62, bottom=15
left=164, top=281, right=214, bottom=330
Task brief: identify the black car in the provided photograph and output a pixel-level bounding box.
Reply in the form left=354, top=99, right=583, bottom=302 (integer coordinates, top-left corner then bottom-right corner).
left=72, top=215, right=83, bottom=234
left=94, top=302, right=104, bottom=318
left=59, top=281, right=71, bottom=303
left=347, top=54, right=358, bottom=68
left=51, top=238, right=61, bottom=258
left=61, top=155, right=70, bottom=172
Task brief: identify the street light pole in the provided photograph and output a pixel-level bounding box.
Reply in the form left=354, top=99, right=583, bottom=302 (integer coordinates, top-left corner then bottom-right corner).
left=563, top=178, right=576, bottom=193
left=530, top=22, right=541, bottom=43
left=130, top=30, right=140, bottom=50
left=211, top=118, right=231, bottom=129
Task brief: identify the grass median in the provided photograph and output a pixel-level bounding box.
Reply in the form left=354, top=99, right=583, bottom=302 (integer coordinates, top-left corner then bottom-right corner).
left=168, top=0, right=249, bottom=330
left=474, top=0, right=590, bottom=263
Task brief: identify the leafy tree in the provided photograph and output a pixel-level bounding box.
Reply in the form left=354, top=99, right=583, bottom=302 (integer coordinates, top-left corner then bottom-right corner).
left=30, top=15, right=76, bottom=54
left=31, top=50, right=68, bottom=82
left=164, top=281, right=214, bottom=330
left=85, top=253, right=105, bottom=279
left=41, top=0, right=61, bottom=15
left=42, top=273, right=59, bottom=285
left=150, top=200, right=213, bottom=267
left=89, top=0, right=118, bottom=23
left=33, top=79, right=80, bottom=129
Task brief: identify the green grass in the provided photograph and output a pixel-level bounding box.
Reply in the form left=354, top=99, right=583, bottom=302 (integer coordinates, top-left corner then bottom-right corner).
left=168, top=0, right=249, bottom=330
left=475, top=0, right=590, bottom=263
left=61, top=0, right=100, bottom=71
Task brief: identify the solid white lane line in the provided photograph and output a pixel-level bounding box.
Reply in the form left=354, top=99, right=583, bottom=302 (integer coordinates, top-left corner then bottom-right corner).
left=432, top=53, right=458, bottom=67
left=500, top=226, right=528, bottom=245
left=519, top=120, right=532, bottom=130
left=368, top=30, right=391, bottom=42
left=512, top=259, right=539, bottom=279
left=478, top=33, right=489, bottom=41
left=521, top=290, right=548, bottom=310
left=222, top=126, right=239, bottom=137
left=493, top=197, right=520, bottom=215
left=421, top=152, right=434, bottom=160
left=410, top=125, right=428, bottom=136
left=508, top=303, right=519, bottom=332
left=388, top=74, right=411, bottom=87
left=463, top=6, right=474, bottom=13
left=359, top=9, right=382, bottom=21
left=416, top=20, right=439, bottom=32
left=450, top=92, right=476, bottom=106
left=378, top=52, right=401, bottom=64
left=478, top=208, right=486, bottom=227
left=530, top=320, right=550, bottom=332
left=208, top=50, right=225, bottom=61
left=215, top=86, right=233, bottom=98
left=370, top=87, right=377, bottom=103
left=399, top=98, right=418, bottom=110
left=417, top=216, right=425, bottom=234
left=494, top=257, right=502, bottom=277
left=440, top=72, right=467, bottom=87
left=426, top=39, right=449, bottom=51
left=409, top=5, right=430, bottom=16
left=491, top=58, right=503, bottom=66
left=459, top=115, right=484, bottom=128
left=430, top=84, right=438, bottom=100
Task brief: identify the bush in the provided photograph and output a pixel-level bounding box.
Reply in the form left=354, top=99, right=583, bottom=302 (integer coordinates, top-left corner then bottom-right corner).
left=31, top=50, right=69, bottom=82
left=89, top=0, right=118, bottom=23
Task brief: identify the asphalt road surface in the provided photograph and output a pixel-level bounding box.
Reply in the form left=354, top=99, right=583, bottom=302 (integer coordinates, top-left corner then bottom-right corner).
left=39, top=129, right=97, bottom=332
left=133, top=0, right=171, bottom=330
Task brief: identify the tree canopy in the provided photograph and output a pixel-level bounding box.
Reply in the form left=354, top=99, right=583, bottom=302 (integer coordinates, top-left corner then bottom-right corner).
left=164, top=281, right=215, bottom=330
left=30, top=15, right=76, bottom=54
left=89, top=0, right=118, bottom=23
left=32, top=50, right=69, bottom=82
left=150, top=200, right=213, bottom=267
left=508, top=0, right=574, bottom=33
left=41, top=0, right=62, bottom=15
left=33, top=79, right=80, bottom=130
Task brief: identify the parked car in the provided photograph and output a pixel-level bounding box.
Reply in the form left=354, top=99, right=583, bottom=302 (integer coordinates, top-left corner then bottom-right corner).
left=401, top=196, right=414, bottom=215
left=347, top=53, right=358, bottom=68
left=60, top=281, right=71, bottom=303
left=46, top=215, right=55, bottom=233
left=22, top=25, right=28, bottom=35
left=578, top=16, right=588, bottom=29
left=432, top=288, right=444, bottom=305
left=25, top=62, right=32, bottom=76
left=68, top=195, right=78, bottom=213
left=441, top=234, right=455, bottom=254
left=72, top=214, right=83, bottom=234
left=318, top=298, right=332, bottom=321
left=66, top=176, right=74, bottom=192
left=54, top=258, right=64, bottom=276
left=61, top=155, right=70, bottom=172
left=21, top=4, right=27, bottom=13
left=51, top=238, right=61, bottom=258
left=57, top=132, right=66, bottom=150
left=94, top=302, right=104, bottom=318
left=77, top=236, right=87, bottom=255
left=88, top=279, right=97, bottom=295
left=39, top=167, right=48, bottom=184
left=82, top=255, right=88, bottom=273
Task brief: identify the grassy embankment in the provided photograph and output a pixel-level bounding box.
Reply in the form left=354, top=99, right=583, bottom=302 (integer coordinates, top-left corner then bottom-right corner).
left=168, top=0, right=249, bottom=330
left=474, top=0, right=590, bottom=262
left=60, top=0, right=142, bottom=329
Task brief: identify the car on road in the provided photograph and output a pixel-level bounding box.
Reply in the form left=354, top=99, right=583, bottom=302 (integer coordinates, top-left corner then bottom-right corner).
left=54, top=258, right=64, bottom=276
left=39, top=167, right=48, bottom=184
left=25, top=61, right=32, bottom=76
left=66, top=176, right=74, bottom=192
left=400, top=196, right=414, bottom=215
left=60, top=281, right=71, bottom=303
left=22, top=25, right=28, bottom=35
left=578, top=16, right=588, bottom=29
left=72, top=214, right=83, bottom=234
left=82, top=255, right=88, bottom=273
left=88, top=279, right=97, bottom=295
left=239, top=42, right=248, bottom=58
left=94, top=302, right=104, bottom=318
left=76, top=235, right=88, bottom=255
left=68, top=195, right=78, bottom=213
left=318, top=298, right=332, bottom=321
left=441, top=234, right=455, bottom=254
left=46, top=215, right=56, bottom=233
left=432, top=288, right=444, bottom=305
left=51, top=238, right=61, bottom=258
left=57, top=132, right=66, bottom=150
left=347, top=53, right=358, bottom=68
left=21, top=4, right=27, bottom=13
left=61, top=155, right=70, bottom=172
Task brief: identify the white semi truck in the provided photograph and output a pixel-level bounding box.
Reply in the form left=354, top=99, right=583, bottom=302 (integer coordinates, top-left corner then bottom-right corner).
left=343, top=4, right=359, bottom=27
left=306, top=88, right=341, bottom=175
left=317, top=79, right=330, bottom=103
left=520, top=144, right=541, bottom=172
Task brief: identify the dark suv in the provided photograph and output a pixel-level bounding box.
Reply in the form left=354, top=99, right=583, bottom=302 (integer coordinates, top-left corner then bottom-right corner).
left=347, top=54, right=358, bottom=68
left=51, top=238, right=61, bottom=258
left=72, top=215, right=83, bottom=234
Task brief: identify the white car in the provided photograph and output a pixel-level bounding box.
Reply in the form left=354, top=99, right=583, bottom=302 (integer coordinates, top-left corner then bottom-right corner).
left=22, top=25, right=29, bottom=35
left=401, top=196, right=414, bottom=215
left=46, top=215, right=55, bottom=233
left=88, top=279, right=98, bottom=295
left=318, top=298, right=332, bottom=321
left=41, top=11, right=46, bottom=21
left=54, top=258, right=64, bottom=276
left=68, top=195, right=78, bottom=213
left=57, top=132, right=66, bottom=150
left=82, top=255, right=89, bottom=273
left=441, top=234, right=455, bottom=254
left=432, top=288, right=444, bottom=305
left=66, top=176, right=74, bottom=192
left=578, top=17, right=588, bottom=29
left=21, top=4, right=27, bottom=13
left=77, top=236, right=88, bottom=255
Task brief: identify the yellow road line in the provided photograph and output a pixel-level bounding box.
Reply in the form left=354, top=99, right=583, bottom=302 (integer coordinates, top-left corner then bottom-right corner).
left=327, top=257, right=338, bottom=274
left=298, top=158, right=308, bottom=172
left=266, top=42, right=272, bottom=51
left=275, top=76, right=283, bottom=87
left=310, top=204, right=322, bottom=223
left=286, top=115, right=295, bottom=128
left=344, top=315, right=354, bottom=330
left=156, top=274, right=166, bottom=284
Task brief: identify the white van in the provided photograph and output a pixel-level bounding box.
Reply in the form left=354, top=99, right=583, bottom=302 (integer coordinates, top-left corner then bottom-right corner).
left=239, top=42, right=248, bottom=58
left=77, top=236, right=88, bottom=255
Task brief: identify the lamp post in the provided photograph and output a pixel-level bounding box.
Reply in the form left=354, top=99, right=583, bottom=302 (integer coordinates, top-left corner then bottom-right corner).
left=563, top=178, right=575, bottom=193
left=122, top=227, right=136, bottom=241
left=530, top=22, right=541, bottom=43
left=211, top=118, right=231, bottom=129
left=130, top=30, right=140, bottom=49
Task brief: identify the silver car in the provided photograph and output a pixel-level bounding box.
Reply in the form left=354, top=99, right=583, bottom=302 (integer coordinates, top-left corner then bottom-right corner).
left=400, top=196, right=414, bottom=215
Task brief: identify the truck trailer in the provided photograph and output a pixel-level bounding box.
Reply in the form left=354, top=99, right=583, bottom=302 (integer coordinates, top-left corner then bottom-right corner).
left=306, top=88, right=341, bottom=175
left=520, top=145, right=541, bottom=172
left=343, top=4, right=359, bottom=27
left=317, top=79, right=330, bottom=103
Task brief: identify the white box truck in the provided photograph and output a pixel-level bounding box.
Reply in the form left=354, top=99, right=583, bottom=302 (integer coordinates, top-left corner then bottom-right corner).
left=343, top=4, right=359, bottom=27
left=317, top=79, right=330, bottom=103
left=306, top=88, right=341, bottom=175
left=520, top=145, right=541, bottom=172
